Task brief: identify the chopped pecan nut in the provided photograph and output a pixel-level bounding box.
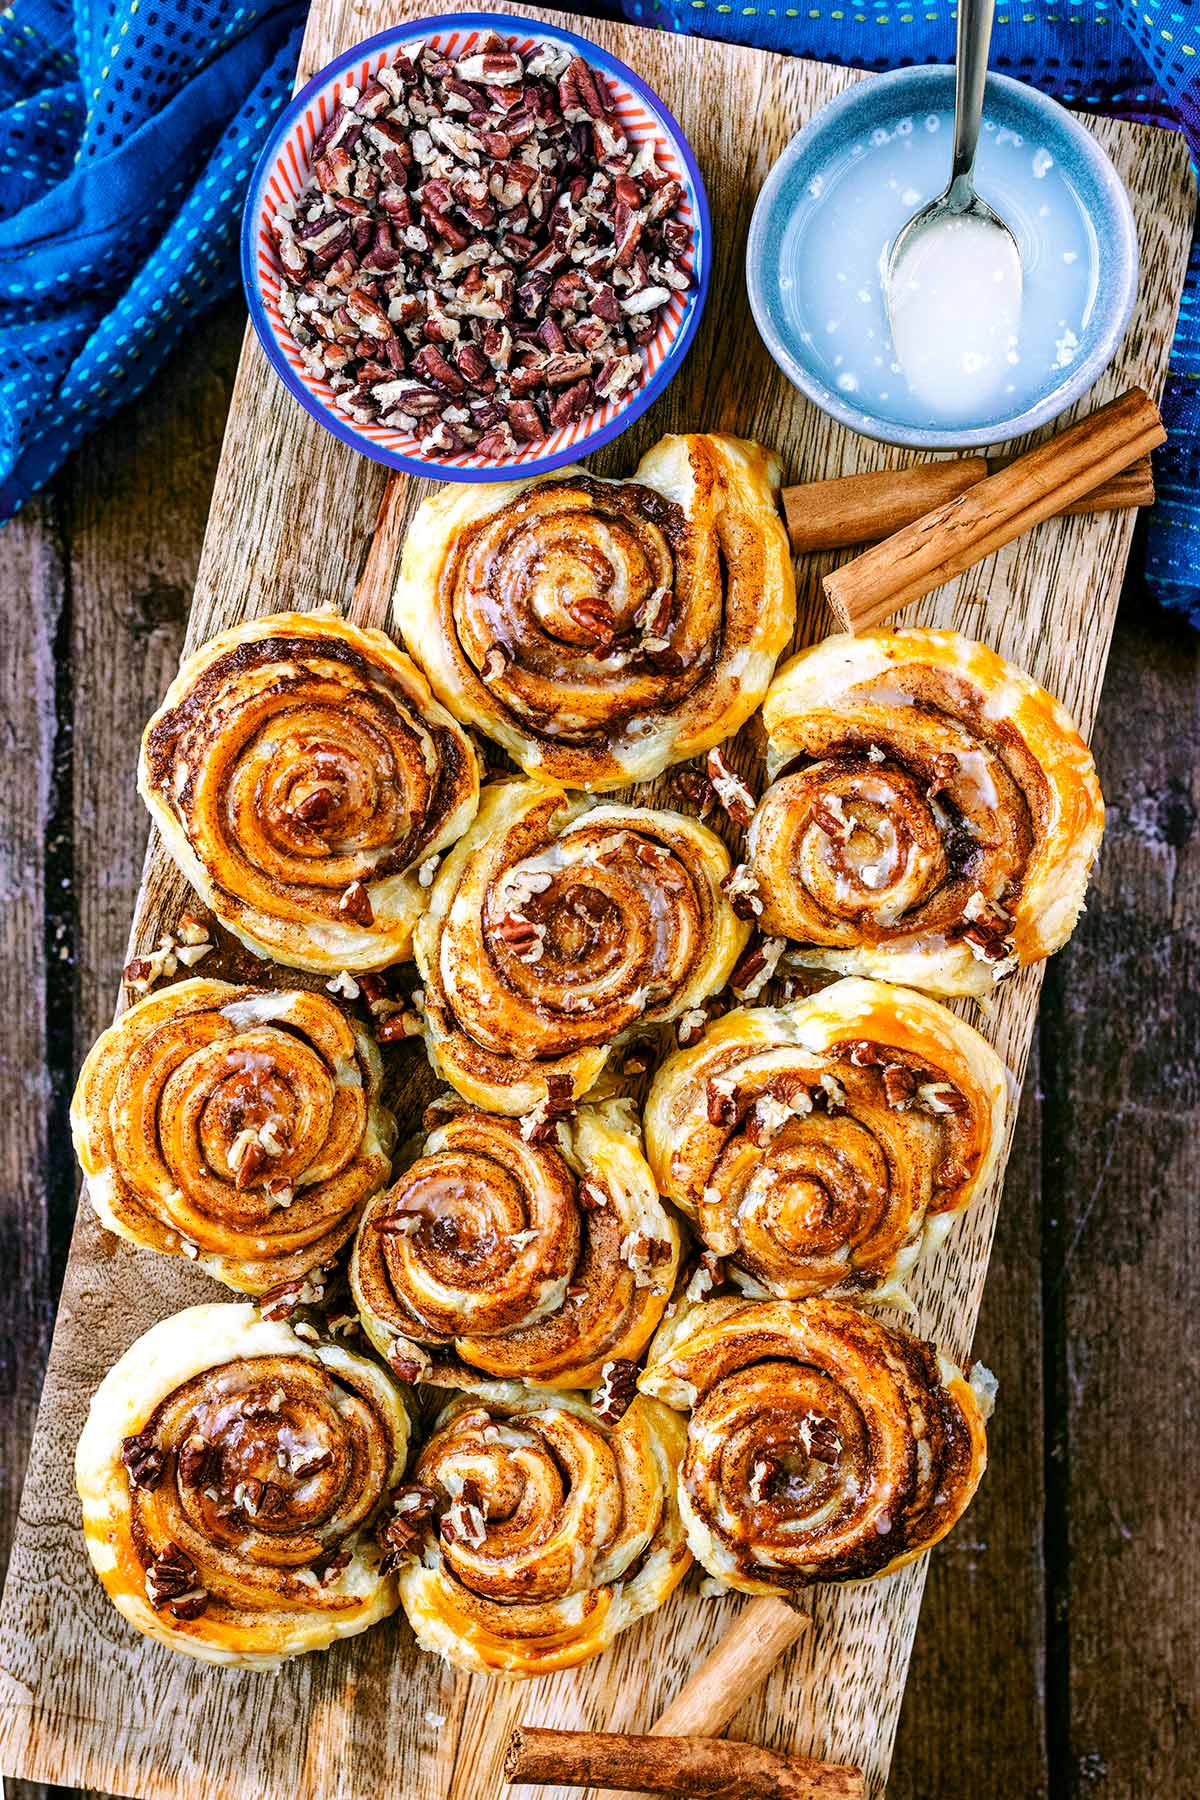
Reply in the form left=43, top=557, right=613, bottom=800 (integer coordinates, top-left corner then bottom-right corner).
left=593, top=1357, right=638, bottom=1425
left=338, top=879, right=374, bottom=926
left=882, top=1064, right=917, bottom=1110
left=706, top=1078, right=739, bottom=1128
left=177, top=1434, right=218, bottom=1491
left=144, top=1542, right=207, bottom=1617
left=121, top=1430, right=166, bottom=1491
left=273, top=36, right=693, bottom=461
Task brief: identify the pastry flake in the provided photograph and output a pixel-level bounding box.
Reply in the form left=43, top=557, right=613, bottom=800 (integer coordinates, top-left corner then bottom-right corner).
left=352, top=1097, right=680, bottom=1390
left=640, top=1296, right=991, bottom=1594
left=413, top=777, right=749, bottom=1114
left=392, top=1380, right=690, bottom=1675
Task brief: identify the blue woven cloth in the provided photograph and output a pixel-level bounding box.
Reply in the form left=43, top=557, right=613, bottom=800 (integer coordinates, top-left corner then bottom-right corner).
left=0, top=0, right=1197, bottom=618
left=0, top=0, right=301, bottom=518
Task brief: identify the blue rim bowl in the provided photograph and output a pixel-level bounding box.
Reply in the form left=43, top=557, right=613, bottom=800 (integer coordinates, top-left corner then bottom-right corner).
left=240, top=13, right=710, bottom=482
left=746, top=67, right=1140, bottom=450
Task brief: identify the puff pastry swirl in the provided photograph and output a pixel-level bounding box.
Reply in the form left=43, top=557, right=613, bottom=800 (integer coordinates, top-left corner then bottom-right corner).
left=71, top=978, right=395, bottom=1293
left=139, top=611, right=479, bottom=972
left=75, top=1304, right=411, bottom=1666
left=751, top=628, right=1104, bottom=996
left=644, top=977, right=1006, bottom=1305
left=352, top=1098, right=680, bottom=1390
left=392, top=434, right=795, bottom=791
left=640, top=1297, right=992, bottom=1594
left=392, top=1380, right=689, bottom=1675
left=414, top=779, right=749, bottom=1114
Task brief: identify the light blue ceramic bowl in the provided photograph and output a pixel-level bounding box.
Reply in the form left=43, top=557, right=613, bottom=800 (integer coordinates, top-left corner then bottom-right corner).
left=747, top=67, right=1139, bottom=449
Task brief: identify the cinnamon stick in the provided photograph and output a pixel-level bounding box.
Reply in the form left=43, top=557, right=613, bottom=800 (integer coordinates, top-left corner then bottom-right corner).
left=650, top=1595, right=810, bottom=1738
left=783, top=454, right=1154, bottom=554
left=821, top=387, right=1165, bottom=631
left=504, top=1726, right=864, bottom=1799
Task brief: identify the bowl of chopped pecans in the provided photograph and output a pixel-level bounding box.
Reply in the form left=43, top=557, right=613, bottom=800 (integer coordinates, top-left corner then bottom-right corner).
left=242, top=14, right=709, bottom=478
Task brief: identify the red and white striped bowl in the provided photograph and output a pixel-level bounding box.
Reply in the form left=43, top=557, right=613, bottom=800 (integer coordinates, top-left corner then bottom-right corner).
left=241, top=13, right=711, bottom=481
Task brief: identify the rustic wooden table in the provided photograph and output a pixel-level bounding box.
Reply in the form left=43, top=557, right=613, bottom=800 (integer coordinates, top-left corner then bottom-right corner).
left=3, top=267, right=1197, bottom=1799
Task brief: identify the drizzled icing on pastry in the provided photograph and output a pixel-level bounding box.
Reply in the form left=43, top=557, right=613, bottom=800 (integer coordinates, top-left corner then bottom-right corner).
left=352, top=1099, right=679, bottom=1389
left=139, top=611, right=479, bottom=972
left=639, top=1297, right=990, bottom=1594
left=392, top=1381, right=690, bottom=1675
left=75, top=1306, right=411, bottom=1667
left=393, top=434, right=795, bottom=790
left=71, top=977, right=395, bottom=1293
left=644, top=977, right=1006, bottom=1306
left=752, top=628, right=1104, bottom=997
left=414, top=778, right=748, bottom=1114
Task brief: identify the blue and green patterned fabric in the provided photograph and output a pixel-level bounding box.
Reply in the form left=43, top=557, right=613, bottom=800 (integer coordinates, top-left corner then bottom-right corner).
left=0, top=0, right=1197, bottom=617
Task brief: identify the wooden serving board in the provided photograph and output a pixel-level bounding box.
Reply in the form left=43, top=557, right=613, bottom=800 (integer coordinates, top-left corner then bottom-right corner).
left=0, top=6, right=1192, bottom=1798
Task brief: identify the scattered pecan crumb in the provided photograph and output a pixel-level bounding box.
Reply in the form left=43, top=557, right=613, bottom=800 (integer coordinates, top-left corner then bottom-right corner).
left=721, top=862, right=763, bottom=920
left=706, top=749, right=757, bottom=827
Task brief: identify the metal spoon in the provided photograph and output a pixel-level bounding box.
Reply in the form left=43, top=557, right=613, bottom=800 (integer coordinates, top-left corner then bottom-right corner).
left=887, top=0, right=1021, bottom=301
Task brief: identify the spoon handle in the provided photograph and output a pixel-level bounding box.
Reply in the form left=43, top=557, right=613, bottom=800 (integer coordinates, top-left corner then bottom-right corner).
left=949, top=0, right=995, bottom=202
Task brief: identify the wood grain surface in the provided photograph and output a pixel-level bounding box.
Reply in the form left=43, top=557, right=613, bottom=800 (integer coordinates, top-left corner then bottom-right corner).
left=0, top=5, right=1194, bottom=1800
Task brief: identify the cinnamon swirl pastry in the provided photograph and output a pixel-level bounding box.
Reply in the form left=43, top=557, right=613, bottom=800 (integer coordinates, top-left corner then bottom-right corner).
left=389, top=1380, right=690, bottom=1675
left=640, top=1297, right=992, bottom=1593
left=751, top=628, right=1104, bottom=996
left=71, top=978, right=395, bottom=1293
left=75, top=1304, right=411, bottom=1666
left=414, top=779, right=749, bottom=1115
left=139, top=611, right=479, bottom=973
left=644, top=978, right=1005, bottom=1305
left=392, top=434, right=795, bottom=791
left=352, top=1098, right=680, bottom=1390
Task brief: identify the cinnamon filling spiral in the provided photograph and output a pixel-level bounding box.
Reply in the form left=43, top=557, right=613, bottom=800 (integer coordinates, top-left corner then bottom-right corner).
left=75, top=1306, right=411, bottom=1666
left=639, top=1297, right=990, bottom=1593
left=754, top=629, right=1104, bottom=997
left=394, top=434, right=795, bottom=790
left=352, top=1102, right=679, bottom=1388
left=453, top=477, right=703, bottom=737
left=132, top=1353, right=395, bottom=1584
left=394, top=1385, right=689, bottom=1675
left=139, top=612, right=478, bottom=971
left=71, top=978, right=395, bottom=1293
left=644, top=978, right=1005, bottom=1303
left=415, top=780, right=747, bottom=1114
